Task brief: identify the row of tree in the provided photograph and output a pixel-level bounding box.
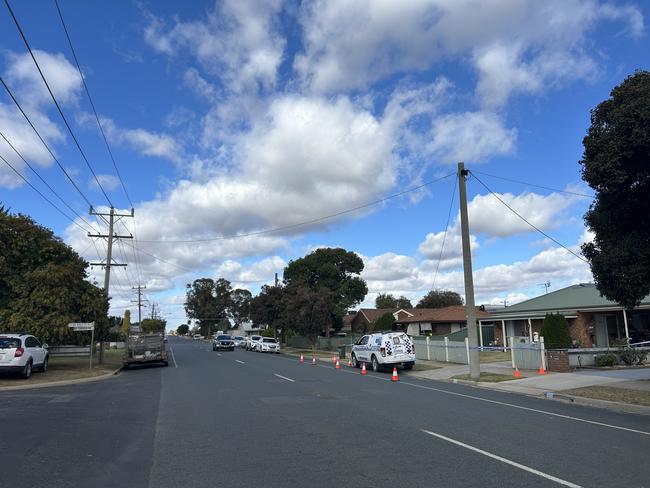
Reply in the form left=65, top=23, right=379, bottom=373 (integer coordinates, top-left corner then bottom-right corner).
left=375, top=289, right=463, bottom=309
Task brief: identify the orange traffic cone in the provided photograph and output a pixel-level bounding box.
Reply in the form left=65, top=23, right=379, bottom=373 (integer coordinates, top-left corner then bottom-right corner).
left=513, top=368, right=522, bottom=378
left=391, top=367, right=399, bottom=382
left=312, top=357, right=317, bottom=365
left=347, top=358, right=352, bottom=367
left=538, top=367, right=546, bottom=375
left=332, top=356, right=337, bottom=364
left=335, top=359, right=341, bottom=369
left=299, top=355, right=304, bottom=363
left=361, top=362, right=367, bottom=375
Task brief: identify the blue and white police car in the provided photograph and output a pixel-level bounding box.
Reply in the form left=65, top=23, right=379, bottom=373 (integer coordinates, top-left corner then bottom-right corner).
left=351, top=332, right=415, bottom=372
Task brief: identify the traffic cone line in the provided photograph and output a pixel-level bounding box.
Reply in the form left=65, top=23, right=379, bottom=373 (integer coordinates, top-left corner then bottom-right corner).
left=391, top=367, right=399, bottom=382
left=335, top=359, right=341, bottom=369
left=361, top=362, right=367, bottom=375
left=513, top=368, right=522, bottom=378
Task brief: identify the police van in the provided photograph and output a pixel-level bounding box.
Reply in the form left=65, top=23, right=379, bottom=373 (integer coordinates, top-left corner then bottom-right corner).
left=351, top=332, right=415, bottom=372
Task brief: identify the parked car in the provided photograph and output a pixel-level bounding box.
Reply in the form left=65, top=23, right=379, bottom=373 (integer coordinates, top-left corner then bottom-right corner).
left=213, top=335, right=235, bottom=351
left=0, top=333, right=49, bottom=379
left=351, top=332, right=415, bottom=372
left=246, top=335, right=262, bottom=351
left=257, top=337, right=280, bottom=353
left=232, top=336, right=245, bottom=348
left=193, top=334, right=202, bottom=341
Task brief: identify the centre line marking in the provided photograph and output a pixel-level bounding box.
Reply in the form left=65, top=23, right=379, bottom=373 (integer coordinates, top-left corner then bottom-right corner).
left=169, top=347, right=178, bottom=368
left=274, top=374, right=295, bottom=383
left=422, top=430, right=582, bottom=488
left=235, top=360, right=245, bottom=364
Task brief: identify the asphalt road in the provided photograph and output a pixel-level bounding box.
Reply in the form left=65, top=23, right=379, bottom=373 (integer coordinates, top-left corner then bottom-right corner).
left=1, top=336, right=649, bottom=488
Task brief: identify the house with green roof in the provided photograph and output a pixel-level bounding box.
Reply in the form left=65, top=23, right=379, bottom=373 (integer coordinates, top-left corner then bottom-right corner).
left=485, top=283, right=650, bottom=348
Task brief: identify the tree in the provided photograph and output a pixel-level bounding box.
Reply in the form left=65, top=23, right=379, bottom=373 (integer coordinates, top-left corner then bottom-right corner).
left=141, top=318, right=166, bottom=333
left=185, top=278, right=232, bottom=337
left=416, top=289, right=463, bottom=308
left=0, top=208, right=109, bottom=349
left=540, top=313, right=573, bottom=349
left=375, top=293, right=413, bottom=309
left=281, top=282, right=334, bottom=348
left=580, top=71, right=650, bottom=309
left=176, top=323, right=189, bottom=335
left=374, top=312, right=396, bottom=332
left=283, top=247, right=367, bottom=336
left=230, top=288, right=252, bottom=326
left=250, top=284, right=284, bottom=335
left=122, top=310, right=131, bottom=337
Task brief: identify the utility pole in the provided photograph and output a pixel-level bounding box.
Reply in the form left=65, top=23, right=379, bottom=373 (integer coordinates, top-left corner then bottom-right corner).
left=274, top=272, right=279, bottom=287
left=131, top=285, right=148, bottom=326
left=458, top=162, right=480, bottom=380
left=88, top=206, right=134, bottom=364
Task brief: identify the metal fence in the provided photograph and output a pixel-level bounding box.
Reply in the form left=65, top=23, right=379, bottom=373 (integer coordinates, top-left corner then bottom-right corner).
left=412, top=337, right=470, bottom=364
left=510, top=337, right=545, bottom=371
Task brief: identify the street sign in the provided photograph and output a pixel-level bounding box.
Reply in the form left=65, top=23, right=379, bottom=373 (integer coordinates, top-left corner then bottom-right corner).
left=68, top=322, right=95, bottom=331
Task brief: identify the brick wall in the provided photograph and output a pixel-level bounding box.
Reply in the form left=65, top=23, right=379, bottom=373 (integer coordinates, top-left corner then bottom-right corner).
left=494, top=323, right=504, bottom=346
left=546, top=350, right=571, bottom=372
left=570, top=312, right=594, bottom=347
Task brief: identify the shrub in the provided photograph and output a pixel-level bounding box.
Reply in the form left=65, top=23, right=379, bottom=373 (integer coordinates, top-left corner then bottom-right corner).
left=261, top=327, right=275, bottom=338
left=540, top=313, right=573, bottom=349
left=619, top=347, right=648, bottom=366
left=594, top=353, right=618, bottom=367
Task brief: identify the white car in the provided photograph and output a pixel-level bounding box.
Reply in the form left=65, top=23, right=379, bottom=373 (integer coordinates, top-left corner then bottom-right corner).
left=246, top=335, right=262, bottom=351
left=193, top=334, right=202, bottom=341
left=0, top=333, right=49, bottom=379
left=232, top=336, right=246, bottom=348
left=351, top=332, right=415, bottom=372
left=257, top=337, right=280, bottom=353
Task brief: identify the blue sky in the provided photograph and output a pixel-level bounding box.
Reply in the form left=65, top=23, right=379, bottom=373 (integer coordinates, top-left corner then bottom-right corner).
left=0, top=0, right=647, bottom=327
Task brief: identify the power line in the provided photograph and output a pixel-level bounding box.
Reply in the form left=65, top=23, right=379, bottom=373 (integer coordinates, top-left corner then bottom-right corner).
left=0, top=76, right=95, bottom=209
left=4, top=0, right=113, bottom=207
left=53, top=0, right=133, bottom=209
left=139, top=172, right=457, bottom=244
left=469, top=170, right=588, bottom=263
left=432, top=174, right=457, bottom=290
left=0, top=129, right=100, bottom=233
left=469, top=170, right=594, bottom=198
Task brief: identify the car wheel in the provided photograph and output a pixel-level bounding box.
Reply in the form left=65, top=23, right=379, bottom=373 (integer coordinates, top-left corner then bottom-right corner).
left=22, top=361, right=32, bottom=379
left=403, top=362, right=414, bottom=371
left=371, top=355, right=380, bottom=372
left=351, top=353, right=359, bottom=368
left=40, top=356, right=49, bottom=372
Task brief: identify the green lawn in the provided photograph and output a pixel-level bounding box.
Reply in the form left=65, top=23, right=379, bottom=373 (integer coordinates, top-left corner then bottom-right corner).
left=452, top=372, right=518, bottom=382
left=479, top=350, right=511, bottom=363
left=0, top=348, right=123, bottom=388
left=560, top=386, right=650, bottom=407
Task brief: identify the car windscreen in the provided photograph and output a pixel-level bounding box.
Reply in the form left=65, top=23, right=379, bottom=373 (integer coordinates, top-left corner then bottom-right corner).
left=0, top=337, right=20, bottom=349
left=251, top=336, right=261, bottom=340
left=262, top=338, right=277, bottom=343
left=234, top=336, right=244, bottom=340
left=216, top=335, right=232, bottom=340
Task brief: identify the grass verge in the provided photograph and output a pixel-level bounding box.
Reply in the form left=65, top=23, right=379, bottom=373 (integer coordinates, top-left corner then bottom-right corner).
left=479, top=351, right=511, bottom=363
left=452, top=372, right=518, bottom=383
left=0, top=349, right=123, bottom=388
left=560, top=386, right=650, bottom=407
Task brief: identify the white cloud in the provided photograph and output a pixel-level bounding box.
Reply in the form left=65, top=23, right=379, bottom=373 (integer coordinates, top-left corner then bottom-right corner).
left=91, top=174, right=120, bottom=191
left=361, top=253, right=418, bottom=281
left=418, top=230, right=479, bottom=268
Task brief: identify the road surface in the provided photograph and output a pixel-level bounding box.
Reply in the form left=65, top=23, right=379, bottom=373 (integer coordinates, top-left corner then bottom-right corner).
left=1, top=336, right=649, bottom=487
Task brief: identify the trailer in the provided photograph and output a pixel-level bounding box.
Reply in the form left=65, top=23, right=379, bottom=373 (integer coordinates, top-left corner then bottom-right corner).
left=123, top=333, right=168, bottom=368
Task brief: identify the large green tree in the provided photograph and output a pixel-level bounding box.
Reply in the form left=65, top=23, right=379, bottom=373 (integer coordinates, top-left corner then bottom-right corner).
left=283, top=247, right=367, bottom=336
left=141, top=318, right=166, bottom=333
left=375, top=293, right=412, bottom=309
left=230, top=288, right=252, bottom=326
left=416, top=289, right=463, bottom=308
left=580, top=71, right=650, bottom=309
left=280, top=282, right=334, bottom=348
left=0, top=208, right=109, bottom=347
left=176, top=323, right=189, bottom=335
left=184, top=278, right=232, bottom=336
left=250, top=284, right=284, bottom=334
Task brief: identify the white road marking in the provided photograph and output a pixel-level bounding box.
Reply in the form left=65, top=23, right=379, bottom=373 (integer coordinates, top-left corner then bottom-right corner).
left=271, top=354, right=650, bottom=436
left=402, top=381, right=650, bottom=436
left=217, top=353, right=222, bottom=357
left=274, top=374, right=295, bottom=383
left=235, top=360, right=245, bottom=364
left=422, top=430, right=582, bottom=488
left=169, top=347, right=178, bottom=368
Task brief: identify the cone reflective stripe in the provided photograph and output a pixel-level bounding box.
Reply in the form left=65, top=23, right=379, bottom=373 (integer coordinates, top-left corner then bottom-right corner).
left=538, top=367, right=546, bottom=375
left=312, top=357, right=317, bottom=365
left=347, top=358, right=352, bottom=367
left=299, top=355, right=304, bottom=363
left=335, top=359, right=341, bottom=369
left=361, top=362, right=367, bottom=375
left=332, top=356, right=337, bottom=364
left=391, top=367, right=399, bottom=382
left=513, top=368, right=521, bottom=378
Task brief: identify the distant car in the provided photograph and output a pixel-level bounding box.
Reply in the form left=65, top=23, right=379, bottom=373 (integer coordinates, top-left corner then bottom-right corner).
left=246, top=335, right=262, bottom=351
left=257, top=337, right=280, bottom=353
left=213, top=335, right=235, bottom=351
left=232, top=336, right=245, bottom=348
left=351, top=332, right=415, bottom=372
left=0, top=333, right=49, bottom=379
left=193, top=334, right=202, bottom=341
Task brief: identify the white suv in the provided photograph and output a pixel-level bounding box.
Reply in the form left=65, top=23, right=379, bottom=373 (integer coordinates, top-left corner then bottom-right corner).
left=351, top=332, right=415, bottom=372
left=0, top=333, right=49, bottom=379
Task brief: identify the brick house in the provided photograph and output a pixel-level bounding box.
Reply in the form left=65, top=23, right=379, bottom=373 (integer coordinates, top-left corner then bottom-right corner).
left=350, top=308, right=414, bottom=333
left=487, top=283, right=650, bottom=347
left=393, top=306, right=492, bottom=338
